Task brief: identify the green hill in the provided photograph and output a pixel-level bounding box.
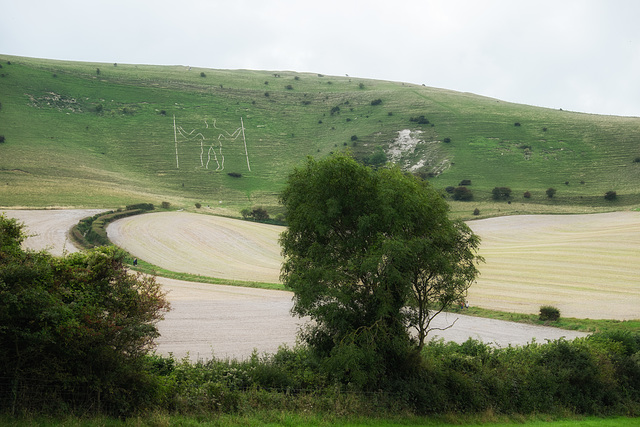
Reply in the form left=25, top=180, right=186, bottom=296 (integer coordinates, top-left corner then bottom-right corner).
left=2, top=55, right=640, bottom=216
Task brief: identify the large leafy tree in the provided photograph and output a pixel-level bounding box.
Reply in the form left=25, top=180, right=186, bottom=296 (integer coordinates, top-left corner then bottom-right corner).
left=279, top=154, right=482, bottom=386
left=0, top=214, right=169, bottom=415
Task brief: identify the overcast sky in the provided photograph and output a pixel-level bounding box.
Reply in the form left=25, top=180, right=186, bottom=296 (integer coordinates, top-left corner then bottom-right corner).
left=2, top=0, right=640, bottom=117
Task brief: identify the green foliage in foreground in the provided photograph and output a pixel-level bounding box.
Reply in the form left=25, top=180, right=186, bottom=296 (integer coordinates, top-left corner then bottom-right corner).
left=2, top=215, right=640, bottom=421
left=0, top=215, right=170, bottom=417
left=135, top=335, right=640, bottom=418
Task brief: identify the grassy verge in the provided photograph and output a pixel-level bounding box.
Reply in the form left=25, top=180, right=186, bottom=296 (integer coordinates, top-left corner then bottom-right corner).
left=129, top=257, right=285, bottom=291
left=2, top=413, right=636, bottom=426
left=453, top=306, right=640, bottom=334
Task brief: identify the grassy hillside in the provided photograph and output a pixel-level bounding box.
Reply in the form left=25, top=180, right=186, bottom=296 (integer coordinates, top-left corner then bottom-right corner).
left=2, top=55, right=640, bottom=215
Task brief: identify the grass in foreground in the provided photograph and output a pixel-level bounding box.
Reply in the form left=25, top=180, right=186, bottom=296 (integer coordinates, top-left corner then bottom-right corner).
left=1, top=414, right=636, bottom=426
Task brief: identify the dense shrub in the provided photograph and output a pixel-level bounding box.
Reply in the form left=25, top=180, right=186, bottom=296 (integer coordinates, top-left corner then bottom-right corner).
left=443, top=137, right=451, bottom=143
left=410, top=115, right=429, bottom=124
left=0, top=135, right=5, bottom=143
left=144, top=336, right=640, bottom=417
left=370, top=98, right=382, bottom=106
left=539, top=305, right=561, bottom=321
left=200, top=72, right=206, bottom=77
left=227, top=172, right=242, bottom=178
left=452, top=186, right=473, bottom=201
left=473, top=208, right=480, bottom=216
left=492, top=186, right=512, bottom=200
left=0, top=216, right=169, bottom=416
left=74, top=209, right=145, bottom=248
left=161, top=201, right=171, bottom=209
left=634, top=157, right=640, bottom=163
left=546, top=187, right=556, bottom=198
left=604, top=190, right=617, bottom=201
left=459, top=179, right=472, bottom=186
left=330, top=106, right=340, bottom=115
left=285, top=84, right=293, bottom=90
left=241, top=207, right=270, bottom=222
left=524, top=190, right=532, bottom=198
left=351, top=135, right=358, bottom=141
left=195, top=202, right=202, bottom=209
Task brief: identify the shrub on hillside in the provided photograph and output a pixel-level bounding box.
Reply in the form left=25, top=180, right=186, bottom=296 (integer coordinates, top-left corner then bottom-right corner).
left=604, top=190, right=617, bottom=201
left=492, top=186, right=512, bottom=200
left=227, top=172, right=242, bottom=178
left=195, top=202, right=202, bottom=209
left=443, top=137, right=451, bottom=143
left=473, top=208, right=480, bottom=216
left=410, top=115, right=429, bottom=124
left=161, top=201, right=171, bottom=209
left=200, top=72, right=206, bottom=77
left=634, top=156, right=640, bottom=163
left=539, top=305, right=561, bottom=321
left=459, top=179, right=472, bottom=186
left=453, top=186, right=473, bottom=201
left=370, top=98, right=382, bottom=106
left=351, top=135, right=358, bottom=141
left=0, top=135, right=5, bottom=143
left=241, top=207, right=270, bottom=222
left=523, top=191, right=532, bottom=198
left=546, top=187, right=556, bottom=198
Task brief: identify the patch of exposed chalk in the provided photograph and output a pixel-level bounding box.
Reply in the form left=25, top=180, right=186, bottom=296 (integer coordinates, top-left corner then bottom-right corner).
left=387, top=129, right=422, bottom=163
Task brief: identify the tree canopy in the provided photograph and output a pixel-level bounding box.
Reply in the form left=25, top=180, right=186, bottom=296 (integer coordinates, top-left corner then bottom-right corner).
left=279, top=154, right=482, bottom=388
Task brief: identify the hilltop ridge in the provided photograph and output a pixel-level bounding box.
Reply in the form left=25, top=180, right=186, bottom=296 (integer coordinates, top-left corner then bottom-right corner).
left=1, top=55, right=640, bottom=216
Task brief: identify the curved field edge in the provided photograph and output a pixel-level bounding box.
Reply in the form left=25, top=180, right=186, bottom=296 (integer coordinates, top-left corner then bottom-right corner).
left=106, top=210, right=640, bottom=322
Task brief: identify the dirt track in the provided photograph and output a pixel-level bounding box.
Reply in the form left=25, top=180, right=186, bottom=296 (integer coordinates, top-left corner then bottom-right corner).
left=1, top=209, right=105, bottom=256
left=155, top=276, right=589, bottom=360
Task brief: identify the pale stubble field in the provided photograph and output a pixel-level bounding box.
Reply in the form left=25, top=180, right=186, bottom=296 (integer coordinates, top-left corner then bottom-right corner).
left=106, top=210, right=639, bottom=321
left=4, top=209, right=638, bottom=359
